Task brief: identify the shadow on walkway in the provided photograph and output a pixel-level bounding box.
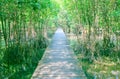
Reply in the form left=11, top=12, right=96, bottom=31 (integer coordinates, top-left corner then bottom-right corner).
left=31, top=28, right=86, bottom=79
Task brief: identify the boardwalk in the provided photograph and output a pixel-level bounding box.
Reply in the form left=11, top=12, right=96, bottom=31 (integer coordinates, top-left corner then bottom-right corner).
left=31, top=28, right=86, bottom=79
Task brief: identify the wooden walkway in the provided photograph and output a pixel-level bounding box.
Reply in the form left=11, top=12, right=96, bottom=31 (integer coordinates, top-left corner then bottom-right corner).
left=31, top=28, right=86, bottom=79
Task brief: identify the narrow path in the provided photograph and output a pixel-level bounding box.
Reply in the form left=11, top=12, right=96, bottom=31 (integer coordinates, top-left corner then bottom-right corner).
left=31, top=28, right=86, bottom=79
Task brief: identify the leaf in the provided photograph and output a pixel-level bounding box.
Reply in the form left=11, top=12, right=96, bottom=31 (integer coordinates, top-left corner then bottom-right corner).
left=110, top=10, right=120, bottom=17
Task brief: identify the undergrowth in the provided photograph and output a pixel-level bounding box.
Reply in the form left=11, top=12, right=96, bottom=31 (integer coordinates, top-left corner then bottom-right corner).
left=70, top=40, right=120, bottom=79
left=0, top=37, right=48, bottom=79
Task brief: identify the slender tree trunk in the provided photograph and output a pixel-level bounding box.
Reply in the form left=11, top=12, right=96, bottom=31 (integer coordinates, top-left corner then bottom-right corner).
left=1, top=18, right=7, bottom=47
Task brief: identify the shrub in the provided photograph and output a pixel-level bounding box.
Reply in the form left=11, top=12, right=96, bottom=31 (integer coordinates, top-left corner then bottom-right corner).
left=34, top=36, right=48, bottom=49
left=3, top=44, right=24, bottom=65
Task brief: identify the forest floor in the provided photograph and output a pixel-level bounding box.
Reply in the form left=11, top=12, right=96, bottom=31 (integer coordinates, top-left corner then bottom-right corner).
left=67, top=33, right=120, bottom=79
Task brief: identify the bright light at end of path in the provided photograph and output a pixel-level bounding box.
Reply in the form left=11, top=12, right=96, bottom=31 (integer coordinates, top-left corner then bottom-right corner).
left=56, top=28, right=63, bottom=33
left=53, top=0, right=63, bottom=4
left=52, top=0, right=63, bottom=8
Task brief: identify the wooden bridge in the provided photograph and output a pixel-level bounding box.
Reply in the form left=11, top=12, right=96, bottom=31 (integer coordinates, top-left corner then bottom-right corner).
left=31, top=28, right=86, bottom=79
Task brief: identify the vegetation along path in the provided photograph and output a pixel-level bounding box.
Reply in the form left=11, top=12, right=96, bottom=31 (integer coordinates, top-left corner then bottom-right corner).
left=31, top=28, right=86, bottom=79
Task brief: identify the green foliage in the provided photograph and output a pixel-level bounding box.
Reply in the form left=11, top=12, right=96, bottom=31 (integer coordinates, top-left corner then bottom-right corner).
left=1, top=38, right=47, bottom=78
left=71, top=39, right=120, bottom=78
left=1, top=0, right=120, bottom=78
left=8, top=48, right=45, bottom=79
left=34, top=36, right=48, bottom=49
left=3, top=44, right=24, bottom=65
left=102, top=36, right=115, bottom=56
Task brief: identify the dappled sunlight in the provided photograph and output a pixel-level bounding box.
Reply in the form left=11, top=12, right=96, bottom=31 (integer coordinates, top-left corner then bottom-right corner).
left=31, top=28, right=86, bottom=79
left=77, top=52, right=120, bottom=78
left=1, top=0, right=120, bottom=78
left=32, top=60, right=86, bottom=79
left=34, top=61, right=79, bottom=76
